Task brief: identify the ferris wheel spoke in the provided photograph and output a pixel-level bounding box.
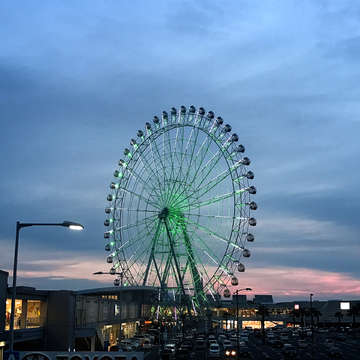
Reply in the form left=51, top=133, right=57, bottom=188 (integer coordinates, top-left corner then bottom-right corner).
left=112, top=215, right=156, bottom=233
left=135, top=132, right=171, bottom=198
left=169, top=129, right=209, bottom=201
left=110, top=216, right=159, bottom=259
left=161, top=125, right=174, bottom=194
left=124, top=225, right=161, bottom=280
left=150, top=138, right=170, bottom=195
left=171, top=135, right=222, bottom=208
left=183, top=130, right=214, bottom=186
left=189, top=231, right=223, bottom=269
left=134, top=144, right=167, bottom=196
left=124, top=167, right=163, bottom=204
left=118, top=186, right=160, bottom=209
left=190, top=140, right=231, bottom=186
left=112, top=208, right=158, bottom=213
left=180, top=190, right=235, bottom=212
left=183, top=216, right=238, bottom=251
left=168, top=126, right=187, bottom=198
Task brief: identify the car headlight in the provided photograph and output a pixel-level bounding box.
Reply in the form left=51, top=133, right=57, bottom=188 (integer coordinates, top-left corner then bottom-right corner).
left=231, top=351, right=236, bottom=356
left=225, top=351, right=230, bottom=355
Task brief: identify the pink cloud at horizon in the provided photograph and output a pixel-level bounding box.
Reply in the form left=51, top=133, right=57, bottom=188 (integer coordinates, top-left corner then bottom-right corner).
left=229, top=266, right=360, bottom=302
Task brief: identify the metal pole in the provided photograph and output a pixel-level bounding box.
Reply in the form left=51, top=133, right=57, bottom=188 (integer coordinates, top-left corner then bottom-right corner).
left=8, top=221, right=83, bottom=351
left=236, top=290, right=239, bottom=360
left=310, top=293, right=314, bottom=360
left=8, top=222, right=21, bottom=351
left=119, top=273, right=123, bottom=348
left=232, top=288, right=251, bottom=360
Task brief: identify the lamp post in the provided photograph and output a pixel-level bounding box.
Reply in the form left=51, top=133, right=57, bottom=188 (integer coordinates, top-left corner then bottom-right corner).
left=9, top=220, right=84, bottom=351
left=233, top=288, right=252, bottom=360
left=310, top=293, right=314, bottom=360
left=93, top=271, right=124, bottom=349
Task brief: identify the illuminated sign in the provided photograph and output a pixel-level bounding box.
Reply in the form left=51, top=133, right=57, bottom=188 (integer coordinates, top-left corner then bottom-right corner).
left=115, top=304, right=119, bottom=316
left=294, top=304, right=299, bottom=310
left=340, top=302, right=350, bottom=310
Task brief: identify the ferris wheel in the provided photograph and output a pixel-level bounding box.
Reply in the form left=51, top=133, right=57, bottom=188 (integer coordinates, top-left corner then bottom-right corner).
left=103, top=106, right=257, bottom=314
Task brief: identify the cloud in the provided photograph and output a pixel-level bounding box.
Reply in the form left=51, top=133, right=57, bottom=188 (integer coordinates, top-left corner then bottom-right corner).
left=232, top=266, right=360, bottom=301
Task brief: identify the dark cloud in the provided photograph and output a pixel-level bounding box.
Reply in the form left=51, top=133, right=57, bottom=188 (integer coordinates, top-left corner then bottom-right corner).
left=0, top=1, right=360, bottom=300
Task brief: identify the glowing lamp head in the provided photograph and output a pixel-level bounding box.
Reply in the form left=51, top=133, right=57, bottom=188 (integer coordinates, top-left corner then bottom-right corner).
left=61, top=221, right=84, bottom=230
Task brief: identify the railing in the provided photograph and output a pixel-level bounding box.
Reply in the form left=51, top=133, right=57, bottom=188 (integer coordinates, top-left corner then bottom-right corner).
left=5, top=317, right=45, bottom=330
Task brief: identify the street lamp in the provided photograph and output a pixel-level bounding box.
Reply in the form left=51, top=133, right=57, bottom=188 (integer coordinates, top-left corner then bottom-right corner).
left=310, top=293, right=314, bottom=360
left=9, top=220, right=84, bottom=351
left=233, top=288, right=252, bottom=360
left=93, top=270, right=124, bottom=349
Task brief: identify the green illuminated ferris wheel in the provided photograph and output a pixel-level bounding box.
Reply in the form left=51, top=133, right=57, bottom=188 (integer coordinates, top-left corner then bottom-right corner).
left=103, top=106, right=257, bottom=314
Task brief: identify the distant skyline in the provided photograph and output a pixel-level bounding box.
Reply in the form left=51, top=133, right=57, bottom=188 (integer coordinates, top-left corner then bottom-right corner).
left=1, top=1, right=360, bottom=303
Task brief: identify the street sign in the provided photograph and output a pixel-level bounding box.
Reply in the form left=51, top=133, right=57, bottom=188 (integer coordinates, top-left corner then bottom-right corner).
left=4, top=351, right=20, bottom=360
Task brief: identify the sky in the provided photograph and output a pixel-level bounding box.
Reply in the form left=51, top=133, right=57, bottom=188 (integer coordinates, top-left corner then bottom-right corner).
left=1, top=0, right=360, bottom=303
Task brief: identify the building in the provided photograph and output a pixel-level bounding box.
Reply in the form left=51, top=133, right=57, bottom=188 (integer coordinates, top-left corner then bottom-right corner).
left=0, top=270, right=157, bottom=353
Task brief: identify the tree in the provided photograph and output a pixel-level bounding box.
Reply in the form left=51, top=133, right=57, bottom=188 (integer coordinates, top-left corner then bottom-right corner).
left=347, top=304, right=360, bottom=338
left=311, top=308, right=323, bottom=328
left=257, top=305, right=270, bottom=345
left=298, top=307, right=310, bottom=332
left=289, top=309, right=300, bottom=329
left=334, top=311, right=343, bottom=328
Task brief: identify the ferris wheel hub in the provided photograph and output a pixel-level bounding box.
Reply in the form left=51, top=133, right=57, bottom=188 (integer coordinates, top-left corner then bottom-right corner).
left=158, top=207, right=170, bottom=219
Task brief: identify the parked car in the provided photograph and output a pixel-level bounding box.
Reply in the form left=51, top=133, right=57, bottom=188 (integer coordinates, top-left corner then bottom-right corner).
left=272, top=339, right=283, bottom=348
left=133, top=334, right=149, bottom=344
left=176, top=347, right=190, bottom=360
left=118, top=345, right=132, bottom=352
left=209, top=343, right=221, bottom=358
left=253, top=330, right=261, bottom=337
left=121, top=340, right=137, bottom=350
left=222, top=339, right=232, bottom=350
left=229, top=336, right=238, bottom=346
left=239, top=334, right=249, bottom=342
left=324, top=339, right=335, bottom=348
left=329, top=347, right=343, bottom=358
left=209, top=334, right=217, bottom=340
left=165, top=343, right=176, bottom=356
left=195, top=339, right=206, bottom=350
left=142, top=340, right=152, bottom=350
left=282, top=343, right=297, bottom=358
left=238, top=346, right=251, bottom=357
left=129, top=338, right=142, bottom=348
left=224, top=347, right=237, bottom=358
left=280, top=333, right=289, bottom=341
left=336, top=334, right=346, bottom=341
left=208, top=339, right=218, bottom=348
left=298, top=339, right=307, bottom=348
left=217, top=334, right=226, bottom=344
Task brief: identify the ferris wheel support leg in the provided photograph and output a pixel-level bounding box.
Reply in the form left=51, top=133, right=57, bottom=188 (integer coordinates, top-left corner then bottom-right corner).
left=142, top=219, right=163, bottom=286
left=179, top=218, right=208, bottom=317
left=163, top=217, right=193, bottom=318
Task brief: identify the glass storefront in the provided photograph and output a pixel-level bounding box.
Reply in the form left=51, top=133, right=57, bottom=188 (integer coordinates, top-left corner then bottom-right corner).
left=5, top=299, right=42, bottom=330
